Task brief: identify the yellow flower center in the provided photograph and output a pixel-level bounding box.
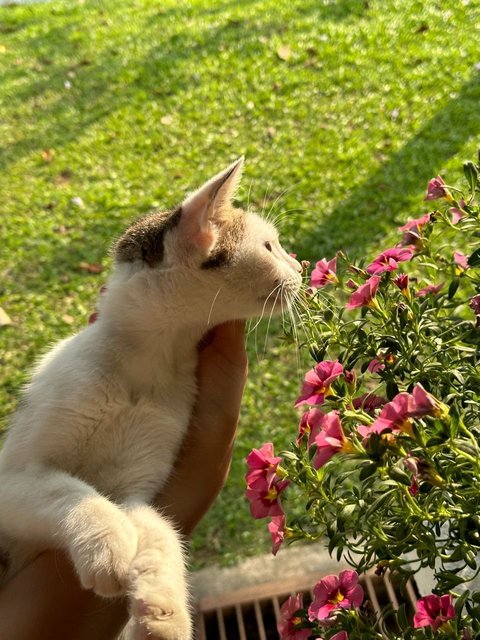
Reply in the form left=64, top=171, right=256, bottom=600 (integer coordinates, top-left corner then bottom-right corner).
left=328, top=591, right=345, bottom=605
left=265, top=486, right=278, bottom=502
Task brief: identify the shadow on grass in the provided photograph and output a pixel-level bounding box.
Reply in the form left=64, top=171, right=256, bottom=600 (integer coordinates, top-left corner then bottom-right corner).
left=0, top=0, right=368, bottom=172
left=303, top=73, right=480, bottom=259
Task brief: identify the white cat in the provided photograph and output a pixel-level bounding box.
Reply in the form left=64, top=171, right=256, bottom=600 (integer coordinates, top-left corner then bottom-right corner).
left=0, top=158, right=302, bottom=639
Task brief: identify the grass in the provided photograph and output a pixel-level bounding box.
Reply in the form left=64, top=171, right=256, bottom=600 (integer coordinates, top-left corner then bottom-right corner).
left=0, top=0, right=479, bottom=568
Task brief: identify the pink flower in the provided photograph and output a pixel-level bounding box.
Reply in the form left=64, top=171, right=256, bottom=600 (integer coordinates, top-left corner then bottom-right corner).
left=295, top=361, right=344, bottom=407
left=358, top=385, right=443, bottom=440
left=358, top=392, right=414, bottom=438
left=409, top=384, right=443, bottom=418
left=425, top=176, right=452, bottom=202
left=331, top=634, right=349, bottom=640
left=398, top=213, right=432, bottom=231
left=470, top=294, right=480, bottom=315
left=393, top=274, right=409, bottom=293
left=278, top=594, right=312, bottom=640
left=454, top=251, right=469, bottom=270
left=245, top=443, right=290, bottom=519
left=297, top=408, right=325, bottom=445
left=450, top=207, right=466, bottom=224
left=352, top=393, right=386, bottom=414
left=416, top=283, right=444, bottom=297
left=308, top=570, right=364, bottom=621
left=245, top=443, right=282, bottom=489
left=245, top=478, right=289, bottom=519
left=310, top=257, right=338, bottom=288
left=346, top=276, right=381, bottom=310
left=366, top=247, right=414, bottom=275
left=311, top=411, right=353, bottom=469
left=268, top=514, right=286, bottom=556
left=367, top=358, right=385, bottom=373
left=413, top=594, right=455, bottom=631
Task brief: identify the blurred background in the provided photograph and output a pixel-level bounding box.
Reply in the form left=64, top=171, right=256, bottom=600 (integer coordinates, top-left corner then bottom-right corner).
left=1, top=0, right=479, bottom=570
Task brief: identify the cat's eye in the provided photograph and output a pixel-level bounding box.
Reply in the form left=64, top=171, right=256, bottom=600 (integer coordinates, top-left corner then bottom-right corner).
left=264, top=241, right=273, bottom=252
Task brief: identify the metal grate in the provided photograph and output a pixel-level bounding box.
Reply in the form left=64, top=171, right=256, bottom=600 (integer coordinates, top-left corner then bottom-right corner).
left=194, top=571, right=419, bottom=639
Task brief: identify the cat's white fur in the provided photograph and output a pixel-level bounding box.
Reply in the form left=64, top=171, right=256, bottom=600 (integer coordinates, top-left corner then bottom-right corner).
left=0, top=158, right=302, bottom=639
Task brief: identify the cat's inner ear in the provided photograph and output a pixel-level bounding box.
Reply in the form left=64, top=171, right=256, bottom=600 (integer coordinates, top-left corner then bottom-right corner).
left=179, top=157, right=244, bottom=252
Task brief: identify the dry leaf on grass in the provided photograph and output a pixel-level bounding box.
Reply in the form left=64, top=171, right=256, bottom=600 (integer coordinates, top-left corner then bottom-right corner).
left=276, top=45, right=291, bottom=61
left=0, top=308, right=13, bottom=327
left=79, top=262, right=104, bottom=274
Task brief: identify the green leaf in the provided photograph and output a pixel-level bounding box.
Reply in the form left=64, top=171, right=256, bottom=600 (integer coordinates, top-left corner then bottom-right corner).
left=468, top=248, right=480, bottom=268
left=464, top=160, right=479, bottom=193
left=448, top=277, right=460, bottom=299
left=359, top=462, right=378, bottom=481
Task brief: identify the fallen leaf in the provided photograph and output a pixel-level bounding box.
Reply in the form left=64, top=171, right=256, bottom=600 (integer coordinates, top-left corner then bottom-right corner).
left=160, top=115, right=173, bottom=126
left=70, top=196, right=84, bottom=208
left=42, top=148, right=54, bottom=163
left=266, top=126, right=276, bottom=138
left=79, top=262, right=104, bottom=274
left=62, top=314, right=75, bottom=325
left=276, top=45, right=291, bottom=61
left=0, top=308, right=12, bottom=327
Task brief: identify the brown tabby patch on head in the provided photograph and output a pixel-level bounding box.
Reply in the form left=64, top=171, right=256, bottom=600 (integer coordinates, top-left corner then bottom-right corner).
left=201, top=208, right=247, bottom=269
left=114, top=207, right=182, bottom=267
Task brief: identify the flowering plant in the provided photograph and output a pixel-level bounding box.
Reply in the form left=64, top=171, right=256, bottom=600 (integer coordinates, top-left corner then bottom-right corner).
left=246, top=155, right=480, bottom=639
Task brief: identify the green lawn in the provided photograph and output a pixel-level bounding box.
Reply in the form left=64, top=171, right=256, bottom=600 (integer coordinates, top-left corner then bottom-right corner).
left=1, top=0, right=479, bottom=568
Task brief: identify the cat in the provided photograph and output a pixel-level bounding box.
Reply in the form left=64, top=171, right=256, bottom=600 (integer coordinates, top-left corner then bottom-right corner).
left=0, top=157, right=302, bottom=639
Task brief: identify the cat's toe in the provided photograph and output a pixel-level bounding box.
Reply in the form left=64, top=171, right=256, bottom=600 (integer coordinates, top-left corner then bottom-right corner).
left=71, top=519, right=138, bottom=598
left=131, top=598, right=192, bottom=640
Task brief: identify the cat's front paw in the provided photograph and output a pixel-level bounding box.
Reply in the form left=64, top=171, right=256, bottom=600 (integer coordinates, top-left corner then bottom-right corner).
left=70, top=516, right=138, bottom=598
left=131, top=597, right=192, bottom=640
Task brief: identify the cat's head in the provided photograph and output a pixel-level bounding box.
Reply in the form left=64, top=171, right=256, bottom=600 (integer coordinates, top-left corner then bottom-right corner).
left=111, top=158, right=302, bottom=326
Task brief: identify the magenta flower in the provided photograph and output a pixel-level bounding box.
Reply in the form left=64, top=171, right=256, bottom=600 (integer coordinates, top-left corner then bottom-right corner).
left=297, top=408, right=325, bottom=445
left=454, top=251, right=469, bottom=270
left=331, top=633, right=349, bottom=640
left=470, top=294, right=480, bottom=315
left=425, top=176, right=452, bottom=202
left=416, top=283, right=444, bottom=297
left=310, top=257, right=338, bottom=288
left=311, top=411, right=354, bottom=469
left=358, top=392, right=414, bottom=438
left=346, top=276, right=381, bottom=310
left=413, top=594, right=455, bottom=631
left=409, top=384, right=444, bottom=418
left=245, top=477, right=289, bottom=519
left=398, top=213, right=432, bottom=231
left=278, top=594, right=312, bottom=640
left=367, top=358, right=385, bottom=373
left=268, top=514, right=286, bottom=556
left=393, top=273, right=409, bottom=293
left=450, top=207, right=466, bottom=224
left=245, top=443, right=282, bottom=489
left=295, top=360, right=343, bottom=407
left=366, top=247, right=414, bottom=275
left=245, top=443, right=290, bottom=519
left=308, top=570, right=364, bottom=621
left=352, top=393, right=386, bottom=414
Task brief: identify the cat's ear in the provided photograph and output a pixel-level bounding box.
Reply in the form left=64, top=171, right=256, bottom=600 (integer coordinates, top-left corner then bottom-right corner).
left=180, top=157, right=244, bottom=252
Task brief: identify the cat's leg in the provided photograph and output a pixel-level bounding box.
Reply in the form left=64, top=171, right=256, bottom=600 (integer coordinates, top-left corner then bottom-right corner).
left=0, top=466, right=138, bottom=597
left=126, top=505, right=191, bottom=640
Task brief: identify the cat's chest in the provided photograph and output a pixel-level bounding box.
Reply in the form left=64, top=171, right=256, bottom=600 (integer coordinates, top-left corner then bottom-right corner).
left=61, top=380, right=197, bottom=501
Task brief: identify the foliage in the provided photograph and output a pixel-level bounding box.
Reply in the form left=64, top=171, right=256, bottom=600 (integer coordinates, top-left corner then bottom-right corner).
left=247, top=156, right=480, bottom=638
left=1, top=0, right=479, bottom=568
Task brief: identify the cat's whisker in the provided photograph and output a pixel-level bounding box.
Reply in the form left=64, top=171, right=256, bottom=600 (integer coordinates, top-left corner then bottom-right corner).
left=263, top=185, right=293, bottom=225
left=206, top=287, right=223, bottom=327
left=247, top=282, right=284, bottom=337
left=261, top=285, right=283, bottom=360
